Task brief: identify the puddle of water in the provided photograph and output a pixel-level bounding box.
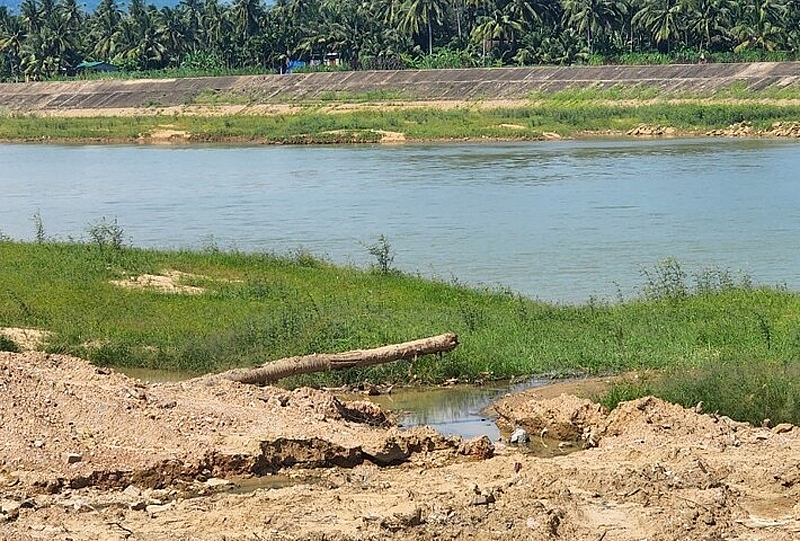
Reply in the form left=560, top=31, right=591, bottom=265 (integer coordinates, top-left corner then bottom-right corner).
left=346, top=378, right=551, bottom=442
left=116, top=366, right=200, bottom=382
left=116, top=364, right=591, bottom=451
left=518, top=435, right=584, bottom=458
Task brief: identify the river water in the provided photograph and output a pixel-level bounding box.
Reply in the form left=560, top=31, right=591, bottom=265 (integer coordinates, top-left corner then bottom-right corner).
left=2, top=138, right=799, bottom=303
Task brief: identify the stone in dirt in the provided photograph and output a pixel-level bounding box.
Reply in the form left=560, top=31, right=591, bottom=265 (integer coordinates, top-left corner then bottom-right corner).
left=509, top=427, right=528, bottom=444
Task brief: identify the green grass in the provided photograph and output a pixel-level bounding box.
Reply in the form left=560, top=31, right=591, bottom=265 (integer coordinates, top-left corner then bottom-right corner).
left=3, top=240, right=800, bottom=413
left=601, top=356, right=800, bottom=427
left=4, top=94, right=800, bottom=143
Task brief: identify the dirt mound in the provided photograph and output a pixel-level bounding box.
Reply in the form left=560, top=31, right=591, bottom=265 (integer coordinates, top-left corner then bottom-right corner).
left=0, top=352, right=478, bottom=495
left=493, top=392, right=607, bottom=441
left=4, top=352, right=800, bottom=540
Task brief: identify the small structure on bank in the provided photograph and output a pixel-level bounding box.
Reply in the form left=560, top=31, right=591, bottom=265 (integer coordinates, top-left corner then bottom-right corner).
left=75, top=61, right=119, bottom=73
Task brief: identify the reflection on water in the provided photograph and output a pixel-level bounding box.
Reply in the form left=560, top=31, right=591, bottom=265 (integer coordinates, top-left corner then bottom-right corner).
left=355, top=378, right=550, bottom=441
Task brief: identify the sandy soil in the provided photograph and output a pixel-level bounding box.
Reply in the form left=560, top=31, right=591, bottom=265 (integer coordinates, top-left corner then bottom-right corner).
left=2, top=351, right=800, bottom=540
left=110, top=270, right=207, bottom=295
left=25, top=97, right=800, bottom=120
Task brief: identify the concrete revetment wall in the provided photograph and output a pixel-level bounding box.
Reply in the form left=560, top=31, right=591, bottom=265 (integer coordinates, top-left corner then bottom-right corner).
left=1, top=62, right=799, bottom=112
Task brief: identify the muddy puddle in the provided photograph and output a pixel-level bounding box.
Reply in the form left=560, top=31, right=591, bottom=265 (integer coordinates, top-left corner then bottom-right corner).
left=118, top=366, right=200, bottom=382
left=350, top=380, right=601, bottom=457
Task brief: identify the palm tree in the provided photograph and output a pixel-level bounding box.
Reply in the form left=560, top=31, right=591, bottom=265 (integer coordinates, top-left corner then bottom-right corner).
left=87, top=0, right=122, bottom=61
left=0, top=10, right=25, bottom=80
left=562, top=0, right=626, bottom=54
left=471, top=7, right=523, bottom=58
left=117, top=10, right=167, bottom=69
left=199, top=0, right=229, bottom=58
left=19, top=0, right=41, bottom=33
left=632, top=0, right=683, bottom=52
left=57, top=0, right=84, bottom=32
left=730, top=0, right=786, bottom=52
left=681, top=0, right=734, bottom=52
left=178, top=0, right=203, bottom=51
left=156, top=6, right=187, bottom=65
left=505, top=0, right=553, bottom=29
left=228, top=0, right=263, bottom=44
left=400, top=0, right=446, bottom=54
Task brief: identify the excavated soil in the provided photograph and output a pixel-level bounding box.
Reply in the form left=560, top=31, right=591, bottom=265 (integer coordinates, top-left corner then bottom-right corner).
left=2, top=351, right=800, bottom=540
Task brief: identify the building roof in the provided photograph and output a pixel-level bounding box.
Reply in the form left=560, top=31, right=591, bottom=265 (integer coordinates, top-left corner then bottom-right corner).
left=76, top=61, right=118, bottom=72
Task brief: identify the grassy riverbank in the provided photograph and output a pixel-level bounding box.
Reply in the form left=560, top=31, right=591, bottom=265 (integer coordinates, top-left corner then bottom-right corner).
left=3, top=88, right=800, bottom=143
left=2, top=239, right=800, bottom=423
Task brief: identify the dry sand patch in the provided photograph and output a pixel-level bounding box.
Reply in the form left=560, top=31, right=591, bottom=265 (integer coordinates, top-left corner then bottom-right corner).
left=0, top=328, right=51, bottom=351
left=110, top=270, right=206, bottom=294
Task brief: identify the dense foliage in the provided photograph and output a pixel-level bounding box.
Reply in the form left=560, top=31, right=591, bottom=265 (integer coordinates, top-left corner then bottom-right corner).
left=0, top=0, right=798, bottom=81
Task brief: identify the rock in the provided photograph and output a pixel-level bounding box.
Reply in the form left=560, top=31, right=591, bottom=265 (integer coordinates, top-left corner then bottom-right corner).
left=146, top=502, right=174, bottom=515
left=380, top=506, right=423, bottom=531
left=65, top=452, right=82, bottom=464
left=773, top=423, right=794, bottom=434
left=122, top=485, right=142, bottom=498
left=627, top=124, right=672, bottom=136
left=63, top=498, right=91, bottom=512
left=205, top=477, right=234, bottom=491
left=457, top=436, right=494, bottom=460
left=469, top=492, right=495, bottom=506
left=510, top=427, right=528, bottom=444
left=130, top=501, right=148, bottom=511
left=1, top=500, right=21, bottom=520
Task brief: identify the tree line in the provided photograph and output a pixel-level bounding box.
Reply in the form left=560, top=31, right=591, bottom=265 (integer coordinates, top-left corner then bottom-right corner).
left=0, top=0, right=797, bottom=81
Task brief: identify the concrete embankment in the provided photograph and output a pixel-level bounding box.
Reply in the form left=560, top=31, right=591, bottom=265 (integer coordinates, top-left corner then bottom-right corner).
left=1, top=62, right=799, bottom=113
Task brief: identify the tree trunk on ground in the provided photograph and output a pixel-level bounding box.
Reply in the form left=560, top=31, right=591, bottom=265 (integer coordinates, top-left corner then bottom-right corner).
left=204, top=333, right=459, bottom=386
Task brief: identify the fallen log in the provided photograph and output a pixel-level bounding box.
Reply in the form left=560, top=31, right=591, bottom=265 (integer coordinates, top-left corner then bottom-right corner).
left=207, top=332, right=458, bottom=385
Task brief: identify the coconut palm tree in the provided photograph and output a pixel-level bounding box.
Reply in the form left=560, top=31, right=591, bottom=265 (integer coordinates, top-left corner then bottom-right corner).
left=400, top=0, right=447, bottom=54
left=19, top=0, right=41, bottom=33
left=87, top=0, right=122, bottom=61
left=198, top=0, right=230, bottom=61
left=471, top=7, right=523, bottom=59
left=156, top=6, right=187, bottom=65
left=228, top=0, right=263, bottom=45
left=178, top=0, right=203, bottom=51
left=632, top=0, right=683, bottom=52
left=730, top=0, right=786, bottom=52
left=562, top=0, right=626, bottom=53
left=0, top=9, right=25, bottom=80
left=681, top=0, right=734, bottom=52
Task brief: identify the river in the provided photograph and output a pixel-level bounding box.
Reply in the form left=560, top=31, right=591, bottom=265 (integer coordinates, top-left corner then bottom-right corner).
left=1, top=138, right=799, bottom=303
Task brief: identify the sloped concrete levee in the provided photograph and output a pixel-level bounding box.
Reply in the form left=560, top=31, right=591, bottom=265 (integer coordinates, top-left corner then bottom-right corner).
left=1, top=62, right=800, bottom=113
